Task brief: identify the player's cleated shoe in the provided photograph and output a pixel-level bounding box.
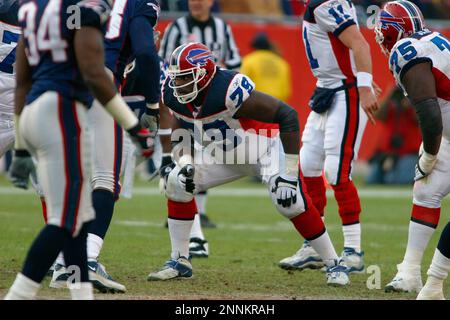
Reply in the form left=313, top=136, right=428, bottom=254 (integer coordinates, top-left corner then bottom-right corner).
left=278, top=241, right=324, bottom=270
left=200, top=214, right=217, bottom=228
left=385, top=263, right=423, bottom=293
left=326, top=260, right=350, bottom=287
left=88, top=260, right=126, bottom=294
left=147, top=256, right=193, bottom=281
left=417, top=277, right=445, bottom=300
left=46, top=263, right=55, bottom=278
left=189, top=238, right=209, bottom=258
left=49, top=263, right=70, bottom=289
left=340, top=247, right=365, bottom=274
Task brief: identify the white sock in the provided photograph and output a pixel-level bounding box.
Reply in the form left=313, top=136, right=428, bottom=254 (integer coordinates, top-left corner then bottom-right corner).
left=342, top=223, right=361, bottom=252
left=168, top=218, right=194, bottom=260
left=87, top=233, right=104, bottom=261
left=309, top=232, right=339, bottom=267
left=4, top=273, right=41, bottom=300
left=403, top=221, right=435, bottom=267
left=55, top=252, right=65, bottom=266
left=190, top=213, right=205, bottom=240
left=195, top=193, right=207, bottom=215
left=427, top=249, right=450, bottom=280
left=69, top=282, right=94, bottom=300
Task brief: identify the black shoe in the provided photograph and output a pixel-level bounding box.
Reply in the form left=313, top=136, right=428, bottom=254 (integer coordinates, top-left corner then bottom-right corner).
left=200, top=214, right=217, bottom=228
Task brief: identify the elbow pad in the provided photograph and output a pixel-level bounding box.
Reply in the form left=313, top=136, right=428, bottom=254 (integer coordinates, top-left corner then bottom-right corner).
left=415, top=98, right=443, bottom=138
left=274, top=101, right=299, bottom=133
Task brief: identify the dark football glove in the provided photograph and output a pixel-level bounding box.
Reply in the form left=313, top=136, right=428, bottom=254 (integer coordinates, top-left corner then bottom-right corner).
left=8, top=150, right=35, bottom=190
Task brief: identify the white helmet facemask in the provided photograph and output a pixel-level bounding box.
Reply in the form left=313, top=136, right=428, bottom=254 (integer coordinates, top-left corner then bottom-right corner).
left=168, top=65, right=207, bottom=104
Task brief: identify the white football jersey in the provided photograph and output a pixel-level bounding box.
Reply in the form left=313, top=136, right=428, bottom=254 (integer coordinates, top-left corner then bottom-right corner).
left=0, top=21, right=20, bottom=115
left=302, top=0, right=359, bottom=88
left=389, top=31, right=450, bottom=138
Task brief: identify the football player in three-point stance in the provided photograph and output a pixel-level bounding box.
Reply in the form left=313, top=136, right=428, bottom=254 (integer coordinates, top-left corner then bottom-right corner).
left=5, top=0, right=152, bottom=300
left=279, top=0, right=379, bottom=274
left=373, top=1, right=450, bottom=295
left=147, top=42, right=352, bottom=287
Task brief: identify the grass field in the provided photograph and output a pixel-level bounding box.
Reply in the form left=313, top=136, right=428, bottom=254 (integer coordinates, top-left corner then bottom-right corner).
left=0, top=175, right=449, bottom=300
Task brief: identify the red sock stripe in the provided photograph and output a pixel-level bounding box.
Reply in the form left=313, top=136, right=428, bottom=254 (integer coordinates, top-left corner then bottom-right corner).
left=290, top=195, right=326, bottom=240
left=332, top=181, right=361, bottom=225
left=41, top=197, right=47, bottom=223
left=168, top=199, right=197, bottom=220
left=411, top=204, right=440, bottom=228
left=303, top=176, right=327, bottom=217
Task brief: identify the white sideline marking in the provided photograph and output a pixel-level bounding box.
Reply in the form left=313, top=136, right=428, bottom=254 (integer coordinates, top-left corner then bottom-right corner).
left=0, top=186, right=413, bottom=198
left=115, top=220, right=409, bottom=233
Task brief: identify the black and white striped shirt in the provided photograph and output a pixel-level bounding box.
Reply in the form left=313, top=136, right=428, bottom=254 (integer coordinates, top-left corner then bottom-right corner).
left=159, top=15, right=241, bottom=70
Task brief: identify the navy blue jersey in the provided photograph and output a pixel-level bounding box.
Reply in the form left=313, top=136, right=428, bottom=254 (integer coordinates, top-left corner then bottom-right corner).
left=18, top=0, right=110, bottom=105
left=104, top=0, right=159, bottom=83
left=163, top=68, right=278, bottom=150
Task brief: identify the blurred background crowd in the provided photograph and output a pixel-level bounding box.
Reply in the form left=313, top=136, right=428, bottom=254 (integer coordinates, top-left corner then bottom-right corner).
left=160, top=0, right=450, bottom=20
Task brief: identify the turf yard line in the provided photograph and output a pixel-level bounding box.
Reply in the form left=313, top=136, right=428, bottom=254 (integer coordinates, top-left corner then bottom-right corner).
left=115, top=219, right=409, bottom=233
left=0, top=186, right=413, bottom=198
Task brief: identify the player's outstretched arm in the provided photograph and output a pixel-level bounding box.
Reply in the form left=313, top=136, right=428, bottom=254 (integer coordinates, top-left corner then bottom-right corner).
left=234, top=90, right=300, bottom=207
left=74, top=26, right=152, bottom=157
left=339, top=25, right=379, bottom=124
left=14, top=37, right=31, bottom=118
left=402, top=61, right=442, bottom=180
left=234, top=90, right=299, bottom=155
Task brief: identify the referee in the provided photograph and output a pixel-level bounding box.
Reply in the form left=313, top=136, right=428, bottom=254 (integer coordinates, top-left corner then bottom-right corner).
left=159, top=0, right=241, bottom=70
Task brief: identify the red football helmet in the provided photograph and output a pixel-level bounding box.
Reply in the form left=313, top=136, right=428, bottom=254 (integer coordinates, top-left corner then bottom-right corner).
left=168, top=42, right=217, bottom=104
left=375, top=1, right=426, bottom=55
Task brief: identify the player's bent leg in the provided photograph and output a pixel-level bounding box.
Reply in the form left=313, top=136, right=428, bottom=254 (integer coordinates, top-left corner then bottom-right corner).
left=386, top=147, right=450, bottom=293
left=268, top=176, right=349, bottom=286
left=417, top=222, right=450, bottom=300
left=149, top=169, right=195, bottom=281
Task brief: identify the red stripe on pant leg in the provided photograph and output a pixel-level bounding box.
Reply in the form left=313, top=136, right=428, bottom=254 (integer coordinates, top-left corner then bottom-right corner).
left=303, top=176, right=327, bottom=217
left=411, top=204, right=441, bottom=229
left=40, top=197, right=47, bottom=223
left=70, top=101, right=83, bottom=235
left=290, top=194, right=326, bottom=241
left=57, top=94, right=70, bottom=228
left=338, top=85, right=359, bottom=184
left=332, top=181, right=361, bottom=225
left=168, top=199, right=197, bottom=220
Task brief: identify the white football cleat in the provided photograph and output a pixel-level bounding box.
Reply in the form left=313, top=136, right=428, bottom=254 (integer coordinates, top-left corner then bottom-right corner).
left=326, top=260, right=350, bottom=287
left=385, top=263, right=423, bottom=293
left=279, top=241, right=324, bottom=270
left=88, top=260, right=126, bottom=293
left=417, top=276, right=445, bottom=300
left=340, top=247, right=365, bottom=274
left=49, top=263, right=70, bottom=289
left=147, top=256, right=193, bottom=281
left=189, top=238, right=209, bottom=258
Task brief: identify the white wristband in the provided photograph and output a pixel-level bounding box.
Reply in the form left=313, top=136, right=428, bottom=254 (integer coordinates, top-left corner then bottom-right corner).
left=158, top=128, right=172, bottom=136
left=357, top=72, right=373, bottom=88
left=104, top=94, right=138, bottom=130
left=419, top=151, right=437, bottom=172
left=146, top=102, right=159, bottom=110
left=13, top=114, right=26, bottom=150
left=285, top=153, right=299, bottom=178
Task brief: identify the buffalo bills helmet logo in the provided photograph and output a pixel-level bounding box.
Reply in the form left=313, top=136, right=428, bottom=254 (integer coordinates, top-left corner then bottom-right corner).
left=186, top=49, right=213, bottom=67
left=379, top=11, right=406, bottom=32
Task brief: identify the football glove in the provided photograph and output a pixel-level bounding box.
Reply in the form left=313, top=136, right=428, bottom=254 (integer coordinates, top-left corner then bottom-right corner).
left=140, top=104, right=159, bottom=138
left=414, top=148, right=437, bottom=181
left=127, top=124, right=154, bottom=158
left=178, top=164, right=195, bottom=194
left=272, top=175, right=298, bottom=208
left=8, top=150, right=35, bottom=190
